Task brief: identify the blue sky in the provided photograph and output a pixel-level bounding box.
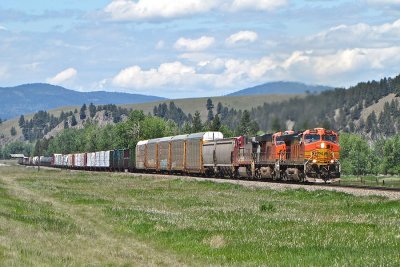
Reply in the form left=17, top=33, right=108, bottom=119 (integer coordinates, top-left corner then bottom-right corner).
left=0, top=0, right=400, bottom=98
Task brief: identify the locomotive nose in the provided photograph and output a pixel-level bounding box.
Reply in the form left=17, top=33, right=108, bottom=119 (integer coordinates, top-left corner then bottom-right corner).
left=315, top=147, right=334, bottom=164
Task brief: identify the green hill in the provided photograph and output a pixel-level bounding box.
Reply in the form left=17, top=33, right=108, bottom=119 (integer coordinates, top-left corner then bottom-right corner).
left=0, top=94, right=303, bottom=146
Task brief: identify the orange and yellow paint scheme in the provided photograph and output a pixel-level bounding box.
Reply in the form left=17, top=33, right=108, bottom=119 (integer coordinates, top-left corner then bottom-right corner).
left=302, top=128, right=340, bottom=182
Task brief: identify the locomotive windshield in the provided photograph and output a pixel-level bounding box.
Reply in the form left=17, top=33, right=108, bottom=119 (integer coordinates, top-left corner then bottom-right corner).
left=275, top=136, right=285, bottom=145
left=304, top=134, right=320, bottom=144
left=322, top=134, right=337, bottom=143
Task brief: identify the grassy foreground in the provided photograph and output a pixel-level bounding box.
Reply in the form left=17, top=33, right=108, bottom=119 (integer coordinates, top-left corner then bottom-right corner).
left=341, top=175, right=400, bottom=188
left=0, top=165, right=399, bottom=266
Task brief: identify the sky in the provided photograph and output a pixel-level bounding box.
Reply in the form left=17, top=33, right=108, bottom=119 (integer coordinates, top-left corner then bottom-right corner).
left=0, top=0, right=400, bottom=98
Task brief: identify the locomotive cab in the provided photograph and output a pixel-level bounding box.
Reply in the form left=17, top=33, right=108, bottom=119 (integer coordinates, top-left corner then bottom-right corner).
left=273, top=130, right=294, bottom=160
left=303, top=128, right=340, bottom=183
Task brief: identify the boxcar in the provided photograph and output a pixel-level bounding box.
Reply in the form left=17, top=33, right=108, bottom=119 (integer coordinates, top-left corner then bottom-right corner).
left=124, top=149, right=134, bottom=171
left=74, top=153, right=86, bottom=169
left=146, top=139, right=159, bottom=170
left=135, top=140, right=148, bottom=170
left=67, top=154, right=74, bottom=168
left=170, top=135, right=187, bottom=172
left=87, top=152, right=96, bottom=169
left=111, top=149, right=124, bottom=171
left=53, top=154, right=62, bottom=166
left=185, top=132, right=223, bottom=174
left=158, top=136, right=173, bottom=171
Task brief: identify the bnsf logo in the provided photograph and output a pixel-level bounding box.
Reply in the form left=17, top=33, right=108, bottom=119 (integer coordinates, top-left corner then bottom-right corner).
left=317, top=151, right=330, bottom=157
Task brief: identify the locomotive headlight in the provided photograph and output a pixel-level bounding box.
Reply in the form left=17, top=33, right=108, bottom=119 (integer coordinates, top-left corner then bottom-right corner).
left=321, top=142, right=326, bottom=149
left=312, top=159, right=317, bottom=163
left=330, top=159, right=334, bottom=163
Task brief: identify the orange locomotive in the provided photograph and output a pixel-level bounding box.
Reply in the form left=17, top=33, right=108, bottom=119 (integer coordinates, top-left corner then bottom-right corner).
left=253, top=128, right=340, bottom=183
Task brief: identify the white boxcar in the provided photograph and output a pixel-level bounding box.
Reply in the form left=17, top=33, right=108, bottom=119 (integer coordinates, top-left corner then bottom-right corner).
left=75, top=153, right=86, bottom=167
left=67, top=154, right=74, bottom=167
left=53, top=154, right=63, bottom=166
left=98, top=151, right=111, bottom=168
left=95, top=151, right=101, bottom=167
left=136, top=140, right=148, bottom=170
left=62, top=155, right=68, bottom=167
left=87, top=152, right=96, bottom=167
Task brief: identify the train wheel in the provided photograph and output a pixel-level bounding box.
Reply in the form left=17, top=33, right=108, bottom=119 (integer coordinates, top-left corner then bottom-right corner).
left=299, top=172, right=305, bottom=183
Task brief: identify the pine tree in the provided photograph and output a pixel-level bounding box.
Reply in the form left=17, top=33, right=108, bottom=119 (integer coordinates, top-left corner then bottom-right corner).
left=216, top=102, right=223, bottom=115
left=237, top=110, right=251, bottom=135
left=80, top=104, right=87, bottom=120
left=206, top=98, right=214, bottom=111
left=60, top=111, right=66, bottom=121
left=89, top=103, right=96, bottom=118
left=18, top=115, right=25, bottom=127
left=71, top=115, right=77, bottom=126
left=206, top=98, right=214, bottom=121
left=211, top=114, right=221, bottom=131
left=192, top=111, right=202, bottom=132
left=10, top=126, right=17, bottom=136
left=64, top=120, right=69, bottom=129
left=207, top=109, right=214, bottom=122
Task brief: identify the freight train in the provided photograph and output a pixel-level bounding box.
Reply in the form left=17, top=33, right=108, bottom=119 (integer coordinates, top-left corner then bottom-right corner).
left=20, top=128, right=341, bottom=183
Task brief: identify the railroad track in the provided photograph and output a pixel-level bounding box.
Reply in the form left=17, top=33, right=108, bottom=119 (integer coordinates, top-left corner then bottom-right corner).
left=23, top=164, right=400, bottom=197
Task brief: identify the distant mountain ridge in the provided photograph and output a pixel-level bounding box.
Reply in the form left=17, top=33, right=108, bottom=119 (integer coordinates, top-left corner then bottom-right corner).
left=227, top=81, right=333, bottom=96
left=0, top=83, right=166, bottom=119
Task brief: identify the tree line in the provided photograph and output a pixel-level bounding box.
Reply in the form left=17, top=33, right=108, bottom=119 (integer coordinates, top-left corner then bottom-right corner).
left=249, top=74, right=400, bottom=138
left=339, top=133, right=400, bottom=175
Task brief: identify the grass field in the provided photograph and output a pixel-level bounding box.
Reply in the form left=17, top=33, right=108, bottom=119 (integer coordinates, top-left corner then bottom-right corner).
left=341, top=175, right=400, bottom=188
left=0, top=163, right=399, bottom=266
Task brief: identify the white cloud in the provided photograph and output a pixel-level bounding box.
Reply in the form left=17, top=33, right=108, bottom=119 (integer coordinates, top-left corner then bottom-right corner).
left=47, top=68, right=77, bottom=85
left=112, top=61, right=198, bottom=89
left=111, top=45, right=400, bottom=94
left=226, top=31, right=258, bottom=45
left=174, top=36, right=215, bottom=51
left=311, top=47, right=400, bottom=76
left=104, top=0, right=217, bottom=21
left=104, top=0, right=287, bottom=21
left=228, top=0, right=287, bottom=11
left=310, top=19, right=400, bottom=48
left=0, top=25, right=7, bottom=31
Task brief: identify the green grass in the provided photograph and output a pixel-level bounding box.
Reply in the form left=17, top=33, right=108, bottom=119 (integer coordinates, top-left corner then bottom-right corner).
left=0, top=164, right=399, bottom=266
left=341, top=175, right=400, bottom=188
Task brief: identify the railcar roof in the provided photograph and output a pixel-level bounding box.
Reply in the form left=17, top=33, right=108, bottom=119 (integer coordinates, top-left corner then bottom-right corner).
left=187, top=131, right=223, bottom=140
left=157, top=136, right=174, bottom=142
left=171, top=134, right=188, bottom=141
left=137, top=140, right=148, bottom=146
left=147, top=138, right=160, bottom=144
